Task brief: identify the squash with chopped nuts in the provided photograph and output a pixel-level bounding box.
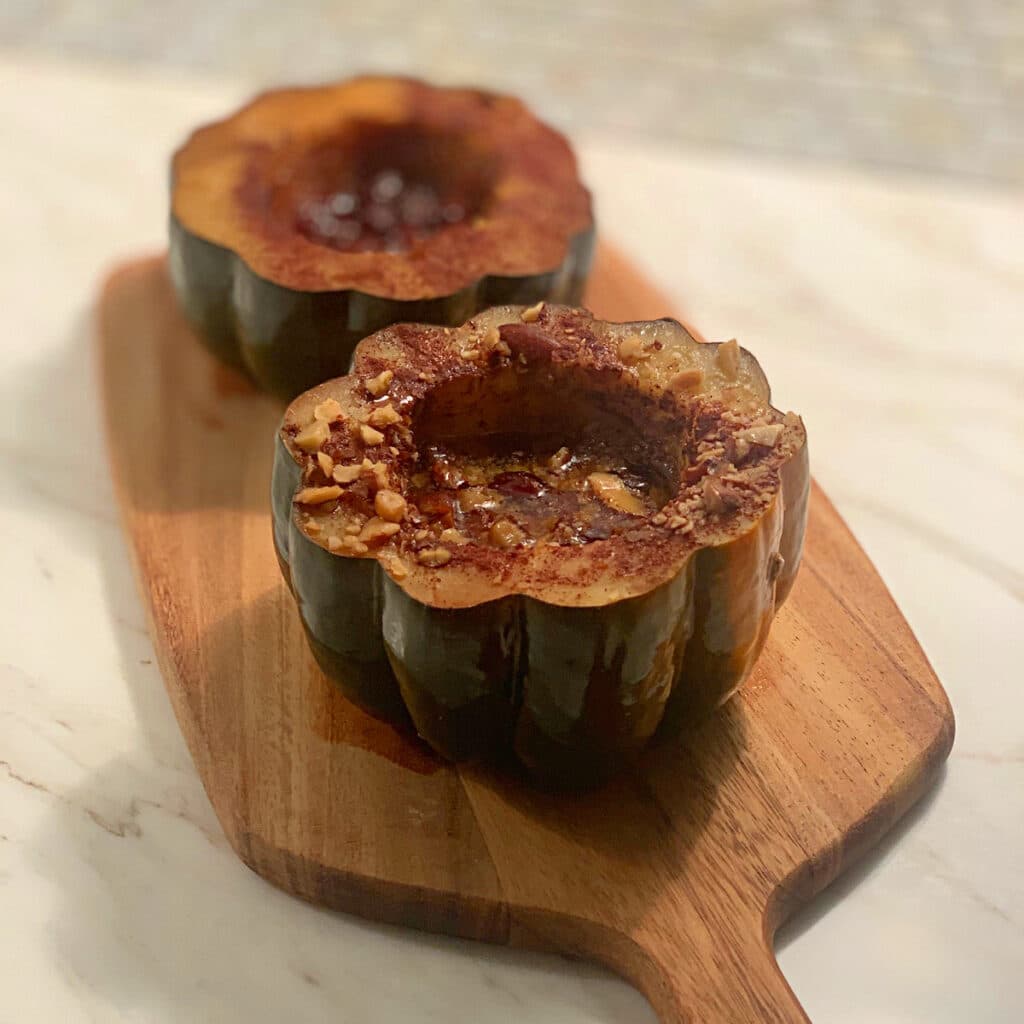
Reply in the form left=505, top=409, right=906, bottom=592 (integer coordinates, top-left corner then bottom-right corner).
left=272, top=304, right=809, bottom=786
left=170, top=76, right=594, bottom=399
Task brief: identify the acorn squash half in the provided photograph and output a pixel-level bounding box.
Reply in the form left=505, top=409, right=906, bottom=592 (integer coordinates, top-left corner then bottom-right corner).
left=169, top=77, right=594, bottom=399
left=272, top=304, right=809, bottom=786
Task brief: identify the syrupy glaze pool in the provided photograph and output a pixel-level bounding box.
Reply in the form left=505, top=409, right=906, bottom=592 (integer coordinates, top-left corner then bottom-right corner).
left=243, top=120, right=497, bottom=254
left=294, top=166, right=471, bottom=253
left=407, top=436, right=665, bottom=549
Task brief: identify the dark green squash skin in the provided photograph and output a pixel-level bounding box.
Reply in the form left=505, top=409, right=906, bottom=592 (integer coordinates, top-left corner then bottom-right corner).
left=655, top=493, right=783, bottom=741
left=168, top=215, right=246, bottom=373
left=510, top=565, right=696, bottom=787
left=170, top=212, right=595, bottom=400
left=382, top=582, right=522, bottom=765
left=381, top=563, right=700, bottom=786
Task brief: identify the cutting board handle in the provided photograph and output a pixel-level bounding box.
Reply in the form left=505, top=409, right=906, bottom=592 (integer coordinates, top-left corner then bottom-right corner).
left=630, top=922, right=809, bottom=1023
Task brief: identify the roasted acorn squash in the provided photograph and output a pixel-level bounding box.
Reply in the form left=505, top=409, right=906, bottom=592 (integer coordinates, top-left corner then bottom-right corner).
left=170, top=77, right=594, bottom=399
left=272, top=304, right=809, bottom=786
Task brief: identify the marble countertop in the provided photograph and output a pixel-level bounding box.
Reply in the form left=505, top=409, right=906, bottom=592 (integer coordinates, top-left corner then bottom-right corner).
left=0, top=56, right=1020, bottom=1022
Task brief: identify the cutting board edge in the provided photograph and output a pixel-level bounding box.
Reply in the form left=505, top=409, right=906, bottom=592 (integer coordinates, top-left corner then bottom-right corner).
left=764, top=699, right=953, bottom=942
left=191, top=691, right=954, bottom=952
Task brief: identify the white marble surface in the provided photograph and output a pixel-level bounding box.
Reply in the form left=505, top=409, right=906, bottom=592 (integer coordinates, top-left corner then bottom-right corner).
left=0, top=55, right=1021, bottom=1022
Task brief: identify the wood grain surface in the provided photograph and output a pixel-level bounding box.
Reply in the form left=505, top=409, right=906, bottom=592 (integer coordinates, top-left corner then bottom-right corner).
left=97, top=247, right=954, bottom=1023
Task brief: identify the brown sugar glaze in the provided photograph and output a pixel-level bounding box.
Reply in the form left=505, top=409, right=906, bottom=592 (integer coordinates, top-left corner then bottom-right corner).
left=409, top=436, right=665, bottom=548
left=250, top=121, right=497, bottom=254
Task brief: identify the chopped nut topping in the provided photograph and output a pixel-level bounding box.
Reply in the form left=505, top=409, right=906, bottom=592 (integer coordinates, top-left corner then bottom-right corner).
left=344, top=522, right=363, bottom=535
left=360, top=424, right=385, bottom=446
left=295, top=485, right=342, bottom=506
left=717, top=339, right=740, bottom=379
left=489, top=520, right=526, bottom=548
left=520, top=301, right=544, bottom=323
left=316, top=451, right=335, bottom=477
left=375, top=489, right=407, bottom=522
left=668, top=368, right=704, bottom=393
left=332, top=462, right=362, bottom=484
left=305, top=518, right=322, bottom=535
left=548, top=446, right=571, bottom=470
left=696, top=446, right=725, bottom=464
left=702, top=477, right=726, bottom=514
left=417, top=547, right=452, bottom=567
left=481, top=325, right=511, bottom=356
left=618, top=334, right=648, bottom=361
left=736, top=423, right=783, bottom=448
left=667, top=515, right=693, bottom=532
left=587, top=472, right=646, bottom=516
left=340, top=536, right=369, bottom=555
left=784, top=411, right=802, bottom=428
left=327, top=535, right=343, bottom=552
left=313, top=398, right=343, bottom=423
left=365, top=369, right=394, bottom=398
left=357, top=302, right=792, bottom=555
left=458, top=486, right=497, bottom=511
left=358, top=517, right=401, bottom=545
left=294, top=418, right=330, bottom=453
left=361, top=459, right=389, bottom=490
left=368, top=403, right=401, bottom=428
left=388, top=557, right=409, bottom=580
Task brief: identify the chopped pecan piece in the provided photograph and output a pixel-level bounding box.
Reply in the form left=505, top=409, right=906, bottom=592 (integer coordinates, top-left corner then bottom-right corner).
left=295, top=485, right=342, bottom=505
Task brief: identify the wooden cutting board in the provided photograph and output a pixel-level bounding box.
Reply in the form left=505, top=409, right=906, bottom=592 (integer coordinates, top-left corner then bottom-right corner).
left=97, top=249, right=954, bottom=1024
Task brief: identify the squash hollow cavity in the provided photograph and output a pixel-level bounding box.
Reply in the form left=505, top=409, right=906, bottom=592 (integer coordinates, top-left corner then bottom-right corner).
left=408, top=360, right=681, bottom=549
left=241, top=121, right=500, bottom=254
